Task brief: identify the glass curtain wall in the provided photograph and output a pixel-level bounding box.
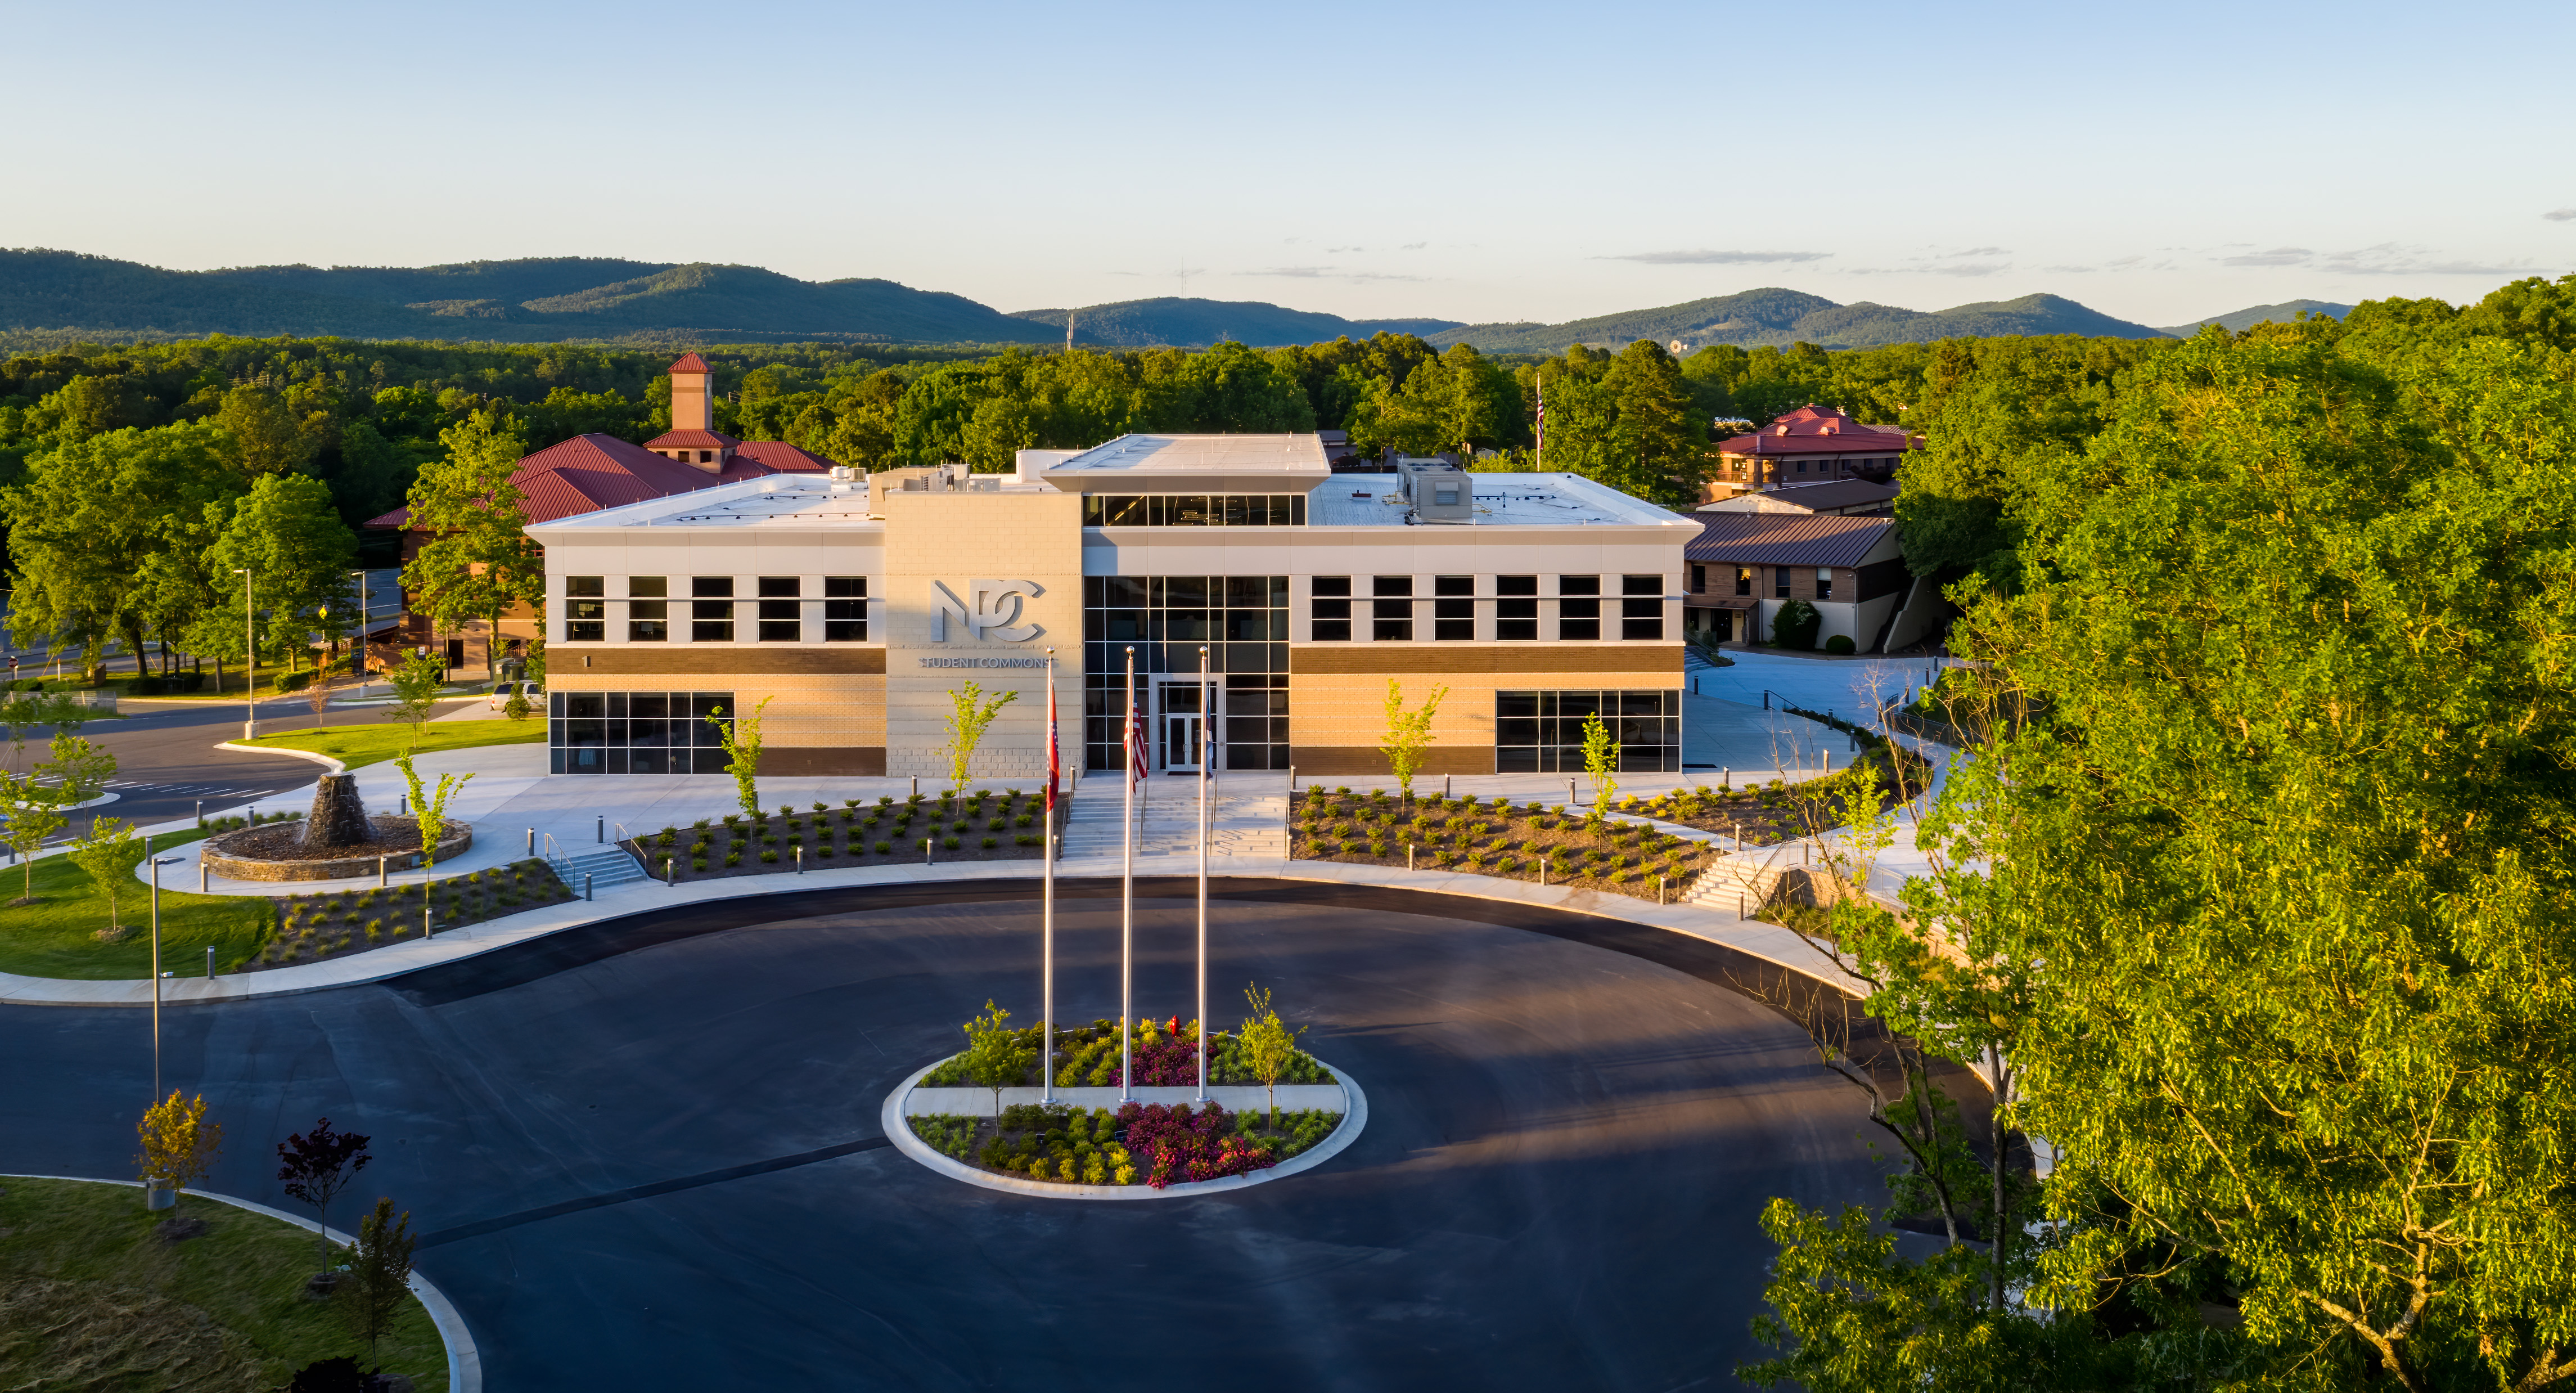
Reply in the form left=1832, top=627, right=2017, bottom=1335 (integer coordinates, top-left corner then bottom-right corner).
left=1085, top=576, right=1290, bottom=771
left=1493, top=690, right=1682, bottom=773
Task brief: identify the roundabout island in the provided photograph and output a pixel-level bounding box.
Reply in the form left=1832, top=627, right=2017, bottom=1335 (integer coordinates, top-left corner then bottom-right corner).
left=0, top=876, right=1900, bottom=1390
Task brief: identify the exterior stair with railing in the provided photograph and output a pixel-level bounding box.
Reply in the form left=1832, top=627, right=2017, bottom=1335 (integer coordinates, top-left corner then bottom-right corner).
left=552, top=845, right=652, bottom=894
left=1685, top=844, right=1793, bottom=915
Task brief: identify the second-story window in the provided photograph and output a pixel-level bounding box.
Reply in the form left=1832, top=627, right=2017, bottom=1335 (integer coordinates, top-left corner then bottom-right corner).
left=1558, top=574, right=1601, bottom=641
left=1621, top=575, right=1664, bottom=641
left=824, top=577, right=866, bottom=641
left=628, top=576, right=668, bottom=642
left=1689, top=564, right=1705, bottom=594
left=691, top=576, right=734, bottom=641
left=1433, top=575, right=1475, bottom=641
left=757, top=577, right=801, bottom=642
left=1310, top=576, right=1352, bottom=642
left=1774, top=568, right=1793, bottom=599
left=1816, top=567, right=1835, bottom=601
left=1496, top=574, right=1538, bottom=640
left=1735, top=567, right=1753, bottom=597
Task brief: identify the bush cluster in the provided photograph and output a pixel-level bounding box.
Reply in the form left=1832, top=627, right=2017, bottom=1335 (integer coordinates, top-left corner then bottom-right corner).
left=646, top=788, right=1050, bottom=878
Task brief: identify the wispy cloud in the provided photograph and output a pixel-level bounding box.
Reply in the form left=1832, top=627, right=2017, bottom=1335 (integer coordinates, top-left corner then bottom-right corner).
left=1239, top=266, right=1429, bottom=283
left=1603, top=249, right=1831, bottom=265
left=1944, top=246, right=2011, bottom=258
left=1926, top=262, right=2010, bottom=277
left=2547, top=208, right=2576, bottom=222
left=2222, top=247, right=2313, bottom=267
left=1326, top=245, right=1364, bottom=253
left=1399, top=242, right=1428, bottom=251
left=2222, top=242, right=2534, bottom=276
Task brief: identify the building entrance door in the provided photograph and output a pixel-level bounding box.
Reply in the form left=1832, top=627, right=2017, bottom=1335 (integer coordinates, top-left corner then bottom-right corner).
left=1159, top=682, right=1205, bottom=773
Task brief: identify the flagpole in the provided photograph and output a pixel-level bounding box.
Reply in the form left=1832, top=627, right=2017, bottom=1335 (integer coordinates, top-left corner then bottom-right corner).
left=1042, top=646, right=1057, bottom=1106
left=1120, top=643, right=1137, bottom=1103
left=1196, top=643, right=1210, bottom=1103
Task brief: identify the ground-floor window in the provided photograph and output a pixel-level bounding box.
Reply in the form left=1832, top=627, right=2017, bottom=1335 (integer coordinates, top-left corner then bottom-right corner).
left=1494, top=690, right=1681, bottom=773
left=1084, top=576, right=1290, bottom=771
left=550, top=690, right=735, bottom=774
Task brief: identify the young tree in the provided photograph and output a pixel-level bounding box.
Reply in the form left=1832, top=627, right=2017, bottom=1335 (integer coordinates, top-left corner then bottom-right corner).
left=1377, top=680, right=1448, bottom=802
left=1239, top=982, right=1308, bottom=1128
left=0, top=692, right=94, bottom=773
left=0, top=769, right=65, bottom=903
left=276, top=1117, right=371, bottom=1270
left=36, top=733, right=116, bottom=808
left=392, top=752, right=474, bottom=880
left=136, top=1090, right=223, bottom=1214
left=384, top=650, right=446, bottom=741
left=402, top=411, right=542, bottom=681
left=1579, top=712, right=1619, bottom=826
left=958, top=1000, right=1031, bottom=1117
left=65, top=816, right=140, bottom=933
left=706, top=696, right=773, bottom=815
left=942, top=681, right=1019, bottom=790
left=304, top=668, right=333, bottom=728
left=336, top=1197, right=415, bottom=1366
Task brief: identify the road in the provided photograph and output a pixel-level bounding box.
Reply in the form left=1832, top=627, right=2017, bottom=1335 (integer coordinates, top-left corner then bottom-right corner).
left=0, top=879, right=1897, bottom=1391
left=30, top=692, right=481, bottom=841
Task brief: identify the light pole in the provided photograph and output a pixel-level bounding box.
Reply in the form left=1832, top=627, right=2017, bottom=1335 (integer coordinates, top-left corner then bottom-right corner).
left=234, top=569, right=256, bottom=741
left=149, top=851, right=182, bottom=1099
left=350, top=569, right=370, bottom=698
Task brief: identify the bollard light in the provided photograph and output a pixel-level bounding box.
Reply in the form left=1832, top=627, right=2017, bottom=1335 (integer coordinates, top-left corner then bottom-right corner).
left=584, top=873, right=593, bottom=901
left=596, top=815, right=604, bottom=843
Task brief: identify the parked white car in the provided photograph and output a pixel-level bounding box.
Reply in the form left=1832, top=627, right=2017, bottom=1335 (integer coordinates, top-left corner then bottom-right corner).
left=488, top=680, right=544, bottom=712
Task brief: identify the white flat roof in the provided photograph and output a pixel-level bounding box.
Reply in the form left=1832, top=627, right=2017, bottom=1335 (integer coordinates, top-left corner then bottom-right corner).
left=526, top=464, right=1692, bottom=537
left=1037, top=434, right=1330, bottom=491
left=1305, top=473, right=1690, bottom=530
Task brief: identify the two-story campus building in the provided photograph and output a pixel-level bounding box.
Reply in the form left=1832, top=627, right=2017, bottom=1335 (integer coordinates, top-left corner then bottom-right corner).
left=526, top=437, right=1700, bottom=781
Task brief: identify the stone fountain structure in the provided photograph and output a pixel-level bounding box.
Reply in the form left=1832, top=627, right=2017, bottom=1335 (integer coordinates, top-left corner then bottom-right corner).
left=199, top=773, right=474, bottom=883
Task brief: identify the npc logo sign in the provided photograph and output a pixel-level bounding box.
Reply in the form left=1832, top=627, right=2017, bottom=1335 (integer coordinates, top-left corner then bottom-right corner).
left=930, top=579, right=1043, bottom=642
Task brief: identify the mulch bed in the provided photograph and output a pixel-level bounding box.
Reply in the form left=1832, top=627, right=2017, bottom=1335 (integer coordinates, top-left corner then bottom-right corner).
left=249, top=857, right=575, bottom=971
left=1290, top=788, right=1724, bottom=901
left=625, top=792, right=1055, bottom=884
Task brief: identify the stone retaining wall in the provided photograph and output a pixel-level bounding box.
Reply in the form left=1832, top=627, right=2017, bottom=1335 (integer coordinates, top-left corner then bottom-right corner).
left=201, top=821, right=475, bottom=883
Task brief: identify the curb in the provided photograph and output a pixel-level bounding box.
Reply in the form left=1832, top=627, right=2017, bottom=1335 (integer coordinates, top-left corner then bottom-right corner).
left=1, top=1173, right=479, bottom=1392
left=879, top=1056, right=1366, bottom=1201
left=0, top=857, right=1864, bottom=1006
left=213, top=741, right=348, bottom=776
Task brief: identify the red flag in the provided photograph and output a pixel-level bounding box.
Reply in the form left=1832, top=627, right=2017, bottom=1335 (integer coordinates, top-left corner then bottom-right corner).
left=1046, top=677, right=1060, bottom=812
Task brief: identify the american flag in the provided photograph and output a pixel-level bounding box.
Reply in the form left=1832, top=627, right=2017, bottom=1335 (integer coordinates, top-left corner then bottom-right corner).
left=1124, top=692, right=1148, bottom=789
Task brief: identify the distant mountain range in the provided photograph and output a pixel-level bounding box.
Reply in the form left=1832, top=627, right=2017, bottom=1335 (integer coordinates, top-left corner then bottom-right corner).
left=0, top=248, right=2362, bottom=353
left=1425, top=289, right=2172, bottom=352
left=0, top=250, right=1061, bottom=345
left=2155, top=299, right=2352, bottom=335
left=1008, top=298, right=1461, bottom=347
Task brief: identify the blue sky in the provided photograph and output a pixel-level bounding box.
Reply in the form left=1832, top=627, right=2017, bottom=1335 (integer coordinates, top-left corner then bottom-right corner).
left=7, top=0, right=2570, bottom=328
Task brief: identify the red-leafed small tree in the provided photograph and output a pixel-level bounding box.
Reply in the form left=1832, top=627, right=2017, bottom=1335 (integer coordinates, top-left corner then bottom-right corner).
left=277, top=1117, right=371, bottom=1269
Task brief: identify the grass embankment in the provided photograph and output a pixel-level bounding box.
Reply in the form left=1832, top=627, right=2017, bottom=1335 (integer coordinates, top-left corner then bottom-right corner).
left=0, top=1177, right=447, bottom=1391
left=234, top=718, right=543, bottom=771
left=0, top=826, right=273, bottom=979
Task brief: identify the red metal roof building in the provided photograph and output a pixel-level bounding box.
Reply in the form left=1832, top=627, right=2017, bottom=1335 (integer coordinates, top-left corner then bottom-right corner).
left=1681, top=511, right=1913, bottom=650
left=1705, top=405, right=1919, bottom=503
left=363, top=354, right=842, bottom=671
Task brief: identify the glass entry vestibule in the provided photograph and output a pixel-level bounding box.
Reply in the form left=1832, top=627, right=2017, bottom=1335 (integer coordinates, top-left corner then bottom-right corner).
left=1159, top=681, right=1207, bottom=772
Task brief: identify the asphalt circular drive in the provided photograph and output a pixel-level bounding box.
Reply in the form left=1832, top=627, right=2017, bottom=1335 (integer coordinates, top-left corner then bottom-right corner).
left=0, top=878, right=1893, bottom=1391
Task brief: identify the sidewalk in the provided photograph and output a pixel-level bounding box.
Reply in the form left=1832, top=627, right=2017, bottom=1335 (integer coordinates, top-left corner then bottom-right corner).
left=7, top=772, right=1862, bottom=1007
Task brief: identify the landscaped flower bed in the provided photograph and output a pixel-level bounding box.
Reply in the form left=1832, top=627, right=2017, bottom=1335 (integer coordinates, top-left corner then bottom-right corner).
left=920, top=1015, right=1336, bottom=1090
left=1290, top=787, right=1727, bottom=900
left=622, top=790, right=1053, bottom=882
left=253, top=857, right=574, bottom=970
left=909, top=1099, right=1343, bottom=1189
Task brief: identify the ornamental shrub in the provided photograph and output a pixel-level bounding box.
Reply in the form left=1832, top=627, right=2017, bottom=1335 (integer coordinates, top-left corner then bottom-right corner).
left=759, top=849, right=779, bottom=864
left=1823, top=633, right=1856, bottom=654
left=724, top=852, right=741, bottom=867
left=981, top=837, right=998, bottom=849
left=943, top=837, right=961, bottom=851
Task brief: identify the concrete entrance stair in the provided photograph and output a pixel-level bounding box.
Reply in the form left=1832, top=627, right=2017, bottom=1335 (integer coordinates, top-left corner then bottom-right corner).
left=1058, top=774, right=1289, bottom=868
left=553, top=846, right=651, bottom=895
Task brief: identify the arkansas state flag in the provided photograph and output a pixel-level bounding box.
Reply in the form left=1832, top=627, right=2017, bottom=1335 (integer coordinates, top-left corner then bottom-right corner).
left=1045, top=677, right=1060, bottom=812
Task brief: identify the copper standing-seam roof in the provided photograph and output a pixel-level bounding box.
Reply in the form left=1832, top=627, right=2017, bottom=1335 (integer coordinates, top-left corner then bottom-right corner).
left=668, top=352, right=713, bottom=374
left=1686, top=513, right=1897, bottom=569
left=362, top=432, right=831, bottom=529
left=642, top=429, right=743, bottom=451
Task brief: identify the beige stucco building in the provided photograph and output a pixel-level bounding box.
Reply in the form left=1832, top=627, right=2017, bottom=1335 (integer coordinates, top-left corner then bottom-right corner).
left=526, top=435, right=1699, bottom=781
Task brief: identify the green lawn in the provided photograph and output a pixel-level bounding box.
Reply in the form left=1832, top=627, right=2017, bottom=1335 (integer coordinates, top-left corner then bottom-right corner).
left=0, top=827, right=273, bottom=979
left=0, top=1177, right=448, bottom=1391
left=236, top=718, right=544, bottom=771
